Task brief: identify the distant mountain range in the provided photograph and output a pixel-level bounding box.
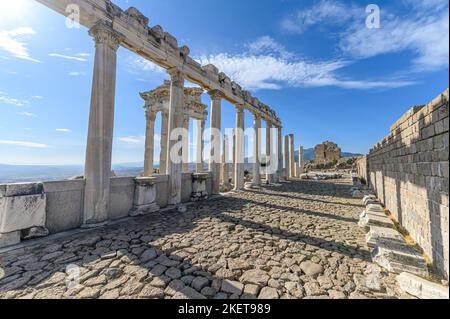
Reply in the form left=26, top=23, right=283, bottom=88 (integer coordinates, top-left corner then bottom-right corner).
left=0, top=149, right=362, bottom=183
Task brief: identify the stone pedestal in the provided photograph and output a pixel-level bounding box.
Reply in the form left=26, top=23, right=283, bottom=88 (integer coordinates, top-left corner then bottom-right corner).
left=130, top=177, right=159, bottom=216
left=0, top=183, right=48, bottom=248
left=191, top=173, right=209, bottom=201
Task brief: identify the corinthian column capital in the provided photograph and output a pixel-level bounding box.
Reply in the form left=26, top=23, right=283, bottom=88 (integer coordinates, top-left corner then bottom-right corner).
left=208, top=89, right=225, bottom=101
left=89, top=21, right=124, bottom=51
left=167, top=67, right=185, bottom=88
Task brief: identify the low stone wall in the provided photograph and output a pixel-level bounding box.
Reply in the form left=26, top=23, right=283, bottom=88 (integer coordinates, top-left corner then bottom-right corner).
left=0, top=172, right=212, bottom=248
left=358, top=89, right=449, bottom=279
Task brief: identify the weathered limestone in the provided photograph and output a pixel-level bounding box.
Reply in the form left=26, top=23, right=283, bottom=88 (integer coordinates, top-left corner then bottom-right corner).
left=234, top=106, right=245, bottom=191
left=83, top=21, right=124, bottom=226
left=366, top=226, right=406, bottom=248
left=283, top=136, right=289, bottom=180
left=397, top=272, right=449, bottom=299
left=143, top=110, right=157, bottom=176
left=166, top=67, right=185, bottom=205
left=130, top=177, right=159, bottom=216
left=276, top=126, right=283, bottom=182
left=265, top=121, right=274, bottom=184
left=208, top=90, right=224, bottom=195
left=251, top=114, right=261, bottom=187
left=359, top=211, right=395, bottom=231
left=372, top=241, right=429, bottom=277
left=221, top=135, right=231, bottom=191
left=196, top=119, right=205, bottom=173
left=314, top=141, right=341, bottom=164
left=288, top=134, right=295, bottom=179
left=0, top=183, right=48, bottom=247
left=299, top=146, right=305, bottom=175
left=191, top=173, right=209, bottom=202
left=160, top=111, right=169, bottom=174
left=182, top=115, right=190, bottom=173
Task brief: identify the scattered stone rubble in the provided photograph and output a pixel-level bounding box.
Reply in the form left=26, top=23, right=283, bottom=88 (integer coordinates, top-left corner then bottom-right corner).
left=357, top=194, right=449, bottom=299
left=300, top=172, right=344, bottom=181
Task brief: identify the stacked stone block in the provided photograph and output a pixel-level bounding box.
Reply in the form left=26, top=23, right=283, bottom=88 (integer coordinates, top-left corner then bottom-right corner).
left=360, top=89, right=449, bottom=279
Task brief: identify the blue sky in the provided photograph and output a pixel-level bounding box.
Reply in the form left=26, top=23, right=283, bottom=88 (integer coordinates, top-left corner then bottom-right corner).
left=0, top=0, right=448, bottom=165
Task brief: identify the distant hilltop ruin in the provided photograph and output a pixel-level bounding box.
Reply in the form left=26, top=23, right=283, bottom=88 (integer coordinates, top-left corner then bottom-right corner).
left=314, top=141, right=341, bottom=164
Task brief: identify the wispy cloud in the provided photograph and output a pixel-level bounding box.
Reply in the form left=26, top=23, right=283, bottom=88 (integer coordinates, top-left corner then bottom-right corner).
left=118, top=136, right=145, bottom=144
left=32, top=95, right=44, bottom=100
left=0, top=92, right=29, bottom=107
left=0, top=140, right=50, bottom=149
left=0, top=27, right=40, bottom=62
left=48, top=53, right=87, bottom=62
left=18, top=111, right=37, bottom=117
left=281, top=1, right=358, bottom=34
left=56, top=128, right=71, bottom=132
left=196, top=37, right=415, bottom=90
left=127, top=56, right=165, bottom=74
left=68, top=71, right=85, bottom=76
left=282, top=0, right=449, bottom=71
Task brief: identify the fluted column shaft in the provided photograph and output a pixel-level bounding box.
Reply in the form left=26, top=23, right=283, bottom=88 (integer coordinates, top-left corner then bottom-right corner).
left=284, top=135, right=290, bottom=180
left=208, top=90, right=224, bottom=195
left=83, top=21, right=123, bottom=226
left=182, top=115, right=190, bottom=173
left=276, top=126, right=282, bottom=182
left=196, top=119, right=205, bottom=172
left=221, top=134, right=230, bottom=189
left=160, top=111, right=169, bottom=174
left=234, top=106, right=245, bottom=190
left=166, top=67, right=185, bottom=205
left=143, top=110, right=157, bottom=176
left=252, top=114, right=261, bottom=186
left=289, top=134, right=295, bottom=179
left=266, top=121, right=274, bottom=183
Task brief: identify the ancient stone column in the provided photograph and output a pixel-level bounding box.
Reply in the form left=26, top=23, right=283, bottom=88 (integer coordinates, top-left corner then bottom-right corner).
left=166, top=67, right=185, bottom=205
left=159, top=110, right=169, bottom=174
left=196, top=119, right=205, bottom=173
left=208, top=90, right=224, bottom=195
left=252, top=114, right=261, bottom=187
left=182, top=115, right=190, bottom=173
left=284, top=135, right=290, bottom=180
left=299, top=146, right=305, bottom=175
left=266, top=121, right=274, bottom=184
left=277, top=126, right=283, bottom=182
left=83, top=21, right=123, bottom=226
left=234, top=106, right=245, bottom=191
left=143, top=110, right=157, bottom=176
left=289, top=134, right=295, bottom=179
left=221, top=134, right=230, bottom=190
left=231, top=130, right=236, bottom=185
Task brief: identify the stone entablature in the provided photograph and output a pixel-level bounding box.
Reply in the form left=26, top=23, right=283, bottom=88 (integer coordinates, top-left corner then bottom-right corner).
left=140, top=81, right=208, bottom=120
left=314, top=141, right=341, bottom=164
left=35, top=0, right=280, bottom=126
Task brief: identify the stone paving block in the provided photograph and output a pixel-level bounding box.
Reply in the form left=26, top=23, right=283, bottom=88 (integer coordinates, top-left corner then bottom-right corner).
left=397, top=272, right=449, bottom=299
left=372, top=241, right=429, bottom=278
left=366, top=226, right=406, bottom=248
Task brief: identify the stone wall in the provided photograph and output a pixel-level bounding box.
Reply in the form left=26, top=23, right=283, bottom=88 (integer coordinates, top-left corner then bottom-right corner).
left=356, top=156, right=369, bottom=184
left=360, top=89, right=449, bottom=279
left=0, top=172, right=212, bottom=248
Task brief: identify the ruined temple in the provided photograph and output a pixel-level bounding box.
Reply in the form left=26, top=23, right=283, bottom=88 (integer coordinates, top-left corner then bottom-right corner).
left=314, top=141, right=341, bottom=164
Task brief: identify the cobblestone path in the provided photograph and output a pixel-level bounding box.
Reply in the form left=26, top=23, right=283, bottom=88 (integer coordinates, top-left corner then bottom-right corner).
left=0, top=178, right=413, bottom=299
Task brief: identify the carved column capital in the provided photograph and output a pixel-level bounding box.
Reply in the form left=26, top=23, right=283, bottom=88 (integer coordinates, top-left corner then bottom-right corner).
left=208, top=89, right=225, bottom=101
left=146, top=110, right=157, bottom=122
left=89, top=21, right=124, bottom=52
left=235, top=104, right=245, bottom=114
left=167, top=67, right=185, bottom=88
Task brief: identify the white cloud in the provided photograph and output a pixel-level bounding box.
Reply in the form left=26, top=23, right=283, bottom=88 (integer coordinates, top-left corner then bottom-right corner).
left=0, top=92, right=28, bottom=107
left=68, top=71, right=84, bottom=76
left=48, top=53, right=87, bottom=62
left=18, top=112, right=36, bottom=117
left=77, top=53, right=91, bottom=57
left=56, top=128, right=71, bottom=132
left=0, top=27, right=40, bottom=62
left=196, top=37, right=415, bottom=90
left=119, top=136, right=145, bottom=144
left=128, top=57, right=165, bottom=73
left=282, top=1, right=359, bottom=34
left=340, top=11, right=449, bottom=70
left=0, top=140, right=50, bottom=148
left=32, top=95, right=44, bottom=100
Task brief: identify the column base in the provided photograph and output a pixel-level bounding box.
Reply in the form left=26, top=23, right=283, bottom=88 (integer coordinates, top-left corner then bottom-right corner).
left=0, top=231, right=21, bottom=248
left=130, top=203, right=160, bottom=217
left=82, top=221, right=109, bottom=229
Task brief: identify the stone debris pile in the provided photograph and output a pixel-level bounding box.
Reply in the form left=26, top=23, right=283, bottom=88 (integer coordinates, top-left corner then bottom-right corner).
left=299, top=172, right=344, bottom=181
left=357, top=195, right=449, bottom=299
